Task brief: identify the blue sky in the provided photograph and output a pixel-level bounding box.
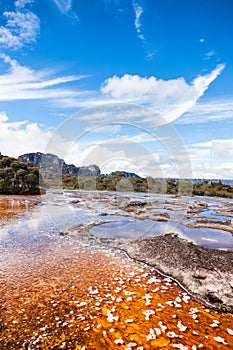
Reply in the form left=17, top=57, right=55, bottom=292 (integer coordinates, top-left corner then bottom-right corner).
left=0, top=0, right=233, bottom=179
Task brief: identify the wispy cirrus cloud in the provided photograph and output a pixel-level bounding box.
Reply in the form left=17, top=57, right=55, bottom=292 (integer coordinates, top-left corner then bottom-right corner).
left=0, top=2, right=40, bottom=51
left=177, top=98, right=233, bottom=124
left=52, top=0, right=78, bottom=18
left=15, top=0, right=34, bottom=9
left=0, top=54, right=89, bottom=102
left=132, top=1, right=144, bottom=40
left=0, top=52, right=226, bottom=128
left=132, top=1, right=157, bottom=60
left=204, top=50, right=216, bottom=60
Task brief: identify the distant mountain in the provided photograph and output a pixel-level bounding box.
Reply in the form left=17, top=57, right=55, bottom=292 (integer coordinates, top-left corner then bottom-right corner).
left=0, top=152, right=41, bottom=194
left=18, top=152, right=101, bottom=177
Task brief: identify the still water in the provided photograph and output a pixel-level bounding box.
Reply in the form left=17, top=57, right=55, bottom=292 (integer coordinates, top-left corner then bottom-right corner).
left=0, top=191, right=233, bottom=349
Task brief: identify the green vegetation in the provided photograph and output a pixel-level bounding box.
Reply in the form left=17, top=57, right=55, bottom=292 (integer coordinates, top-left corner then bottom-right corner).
left=0, top=153, right=42, bottom=194
left=192, top=180, right=233, bottom=198
left=2, top=151, right=233, bottom=199
left=62, top=173, right=233, bottom=199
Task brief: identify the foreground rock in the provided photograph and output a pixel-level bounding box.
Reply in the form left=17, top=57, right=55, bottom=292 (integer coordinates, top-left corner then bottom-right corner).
left=117, top=234, right=233, bottom=313
left=61, top=223, right=233, bottom=313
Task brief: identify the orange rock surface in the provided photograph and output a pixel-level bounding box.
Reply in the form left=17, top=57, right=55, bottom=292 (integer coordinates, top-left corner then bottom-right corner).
left=0, top=239, right=232, bottom=349
left=0, top=196, right=232, bottom=349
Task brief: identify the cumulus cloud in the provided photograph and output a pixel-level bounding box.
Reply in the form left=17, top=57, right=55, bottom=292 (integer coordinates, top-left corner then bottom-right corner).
left=0, top=112, right=52, bottom=158
left=0, top=54, right=89, bottom=102
left=77, top=142, right=151, bottom=177
left=101, top=64, right=226, bottom=123
left=0, top=6, right=40, bottom=50
left=212, top=140, right=233, bottom=158
left=194, top=138, right=233, bottom=159
left=185, top=138, right=233, bottom=179
left=0, top=111, right=84, bottom=165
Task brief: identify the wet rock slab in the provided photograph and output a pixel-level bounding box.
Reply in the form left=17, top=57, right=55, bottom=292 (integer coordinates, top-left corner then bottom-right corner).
left=69, top=192, right=233, bottom=233
left=62, top=223, right=233, bottom=313
left=117, top=234, right=233, bottom=313
left=65, top=192, right=233, bottom=312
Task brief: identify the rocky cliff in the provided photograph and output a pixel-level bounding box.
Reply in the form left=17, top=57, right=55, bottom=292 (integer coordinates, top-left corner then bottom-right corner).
left=18, top=152, right=101, bottom=177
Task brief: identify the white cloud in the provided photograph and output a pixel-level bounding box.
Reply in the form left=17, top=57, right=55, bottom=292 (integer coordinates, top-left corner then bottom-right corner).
left=204, top=50, right=216, bottom=60
left=183, top=138, right=233, bottom=179
left=90, top=124, right=122, bottom=133
left=101, top=64, right=225, bottom=123
left=131, top=1, right=157, bottom=60
left=0, top=111, right=83, bottom=165
left=0, top=112, right=52, bottom=158
left=212, top=140, right=233, bottom=158
left=0, top=54, right=89, bottom=102
left=0, top=8, right=40, bottom=50
left=15, top=0, right=34, bottom=8
left=68, top=135, right=188, bottom=178
left=191, top=161, right=233, bottom=180
left=194, top=138, right=233, bottom=159
left=192, top=165, right=226, bottom=180
left=77, top=143, right=152, bottom=177
left=52, top=0, right=78, bottom=18
left=52, top=0, right=72, bottom=14
left=193, top=140, right=212, bottom=148
left=132, top=1, right=144, bottom=37
left=177, top=98, right=233, bottom=124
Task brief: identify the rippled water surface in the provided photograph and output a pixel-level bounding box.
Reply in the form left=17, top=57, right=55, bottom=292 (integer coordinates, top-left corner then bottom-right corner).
left=0, top=191, right=233, bottom=349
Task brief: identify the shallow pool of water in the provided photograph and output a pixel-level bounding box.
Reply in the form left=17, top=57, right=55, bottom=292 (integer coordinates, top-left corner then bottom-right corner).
left=90, top=218, right=233, bottom=249
left=1, top=191, right=233, bottom=349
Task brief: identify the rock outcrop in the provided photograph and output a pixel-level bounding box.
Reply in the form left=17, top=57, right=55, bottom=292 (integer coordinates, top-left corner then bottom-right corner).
left=18, top=152, right=101, bottom=177
left=61, top=222, right=233, bottom=313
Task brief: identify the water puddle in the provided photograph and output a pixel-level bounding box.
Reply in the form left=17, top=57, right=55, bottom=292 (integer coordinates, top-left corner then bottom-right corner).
left=0, top=195, right=39, bottom=226
left=0, top=192, right=233, bottom=349
left=90, top=219, right=233, bottom=248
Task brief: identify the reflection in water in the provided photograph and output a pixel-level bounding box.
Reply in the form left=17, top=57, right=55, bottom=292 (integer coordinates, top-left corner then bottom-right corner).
left=0, top=193, right=233, bottom=349
left=0, top=195, right=38, bottom=225
left=90, top=219, right=233, bottom=249
left=68, top=190, right=233, bottom=248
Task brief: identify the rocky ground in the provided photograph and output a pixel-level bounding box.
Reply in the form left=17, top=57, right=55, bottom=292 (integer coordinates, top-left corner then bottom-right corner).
left=118, top=234, right=233, bottom=313
left=61, top=221, right=233, bottom=313
left=62, top=192, right=233, bottom=313
left=70, top=192, right=233, bottom=233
